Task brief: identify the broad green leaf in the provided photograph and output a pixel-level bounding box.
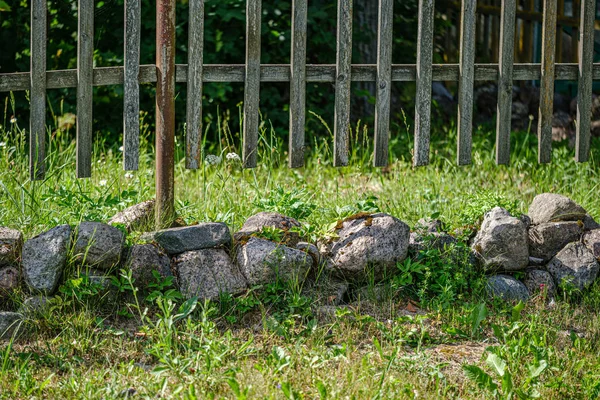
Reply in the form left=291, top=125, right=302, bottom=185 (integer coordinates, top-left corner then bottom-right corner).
left=470, top=303, right=488, bottom=338
left=486, top=353, right=506, bottom=377
left=511, top=301, right=525, bottom=322
left=528, top=360, right=548, bottom=379
left=463, top=365, right=498, bottom=394
left=0, top=1, right=11, bottom=12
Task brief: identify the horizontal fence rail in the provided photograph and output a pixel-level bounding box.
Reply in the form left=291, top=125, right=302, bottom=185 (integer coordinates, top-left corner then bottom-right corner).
left=0, top=0, right=598, bottom=225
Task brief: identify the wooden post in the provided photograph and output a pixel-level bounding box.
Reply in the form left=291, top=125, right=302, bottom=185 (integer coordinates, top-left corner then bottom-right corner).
left=30, top=0, right=47, bottom=180
left=124, top=0, right=141, bottom=171
left=156, top=0, right=176, bottom=227
left=77, top=0, right=94, bottom=178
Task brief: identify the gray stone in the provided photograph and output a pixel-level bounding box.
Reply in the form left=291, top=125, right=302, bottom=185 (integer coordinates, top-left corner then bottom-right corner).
left=236, top=237, right=312, bottom=286
left=19, top=296, right=50, bottom=315
left=486, top=275, right=529, bottom=302
left=583, top=229, right=600, bottom=259
left=324, top=213, right=410, bottom=280
left=173, top=249, right=246, bottom=300
left=0, top=227, right=23, bottom=267
left=519, top=214, right=532, bottom=230
left=547, top=242, right=600, bottom=291
left=153, top=223, right=231, bottom=255
left=0, top=267, right=19, bottom=297
left=524, top=269, right=557, bottom=297
left=528, top=256, right=545, bottom=267
left=583, top=215, right=600, bottom=231
left=0, top=312, right=23, bottom=340
left=234, top=212, right=301, bottom=245
left=528, top=221, right=583, bottom=261
left=471, top=207, right=529, bottom=271
left=22, top=224, right=72, bottom=294
left=414, top=218, right=443, bottom=233
left=296, top=241, right=321, bottom=266
left=528, top=193, right=587, bottom=225
left=108, top=200, right=155, bottom=232
left=126, top=244, right=172, bottom=288
left=409, top=231, right=458, bottom=255
left=74, top=222, right=125, bottom=270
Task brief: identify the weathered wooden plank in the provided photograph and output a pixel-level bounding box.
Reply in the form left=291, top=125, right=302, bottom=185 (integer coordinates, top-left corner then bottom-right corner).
left=6, top=63, right=600, bottom=92
left=373, top=0, right=393, bottom=167
left=457, top=0, right=476, bottom=165
left=289, top=0, right=308, bottom=168
left=538, top=0, right=557, bottom=164
left=124, top=0, right=141, bottom=171
left=495, top=0, right=516, bottom=165
left=77, top=0, right=94, bottom=178
left=414, top=0, right=435, bottom=167
left=30, top=0, right=46, bottom=180
left=575, top=0, right=595, bottom=162
left=186, top=0, right=204, bottom=169
left=333, top=0, right=352, bottom=167
left=242, top=0, right=262, bottom=168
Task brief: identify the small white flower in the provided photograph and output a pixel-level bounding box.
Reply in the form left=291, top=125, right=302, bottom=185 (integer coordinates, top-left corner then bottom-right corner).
left=10, top=117, right=17, bottom=124
left=205, top=154, right=222, bottom=166
left=226, top=152, right=240, bottom=161
left=99, top=179, right=108, bottom=186
left=279, top=35, right=285, bottom=42
left=274, top=8, right=282, bottom=16
left=119, top=146, right=124, bottom=152
left=125, top=172, right=134, bottom=179
left=0, top=142, right=6, bottom=148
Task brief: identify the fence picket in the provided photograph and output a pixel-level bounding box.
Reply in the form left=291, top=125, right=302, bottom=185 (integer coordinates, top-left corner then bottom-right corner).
left=76, top=0, right=94, bottom=178
left=538, top=0, right=557, bottom=164
left=186, top=0, right=204, bottom=169
left=30, top=0, right=46, bottom=180
left=457, top=0, right=476, bottom=165
left=495, top=0, right=516, bottom=165
left=243, top=0, right=262, bottom=168
left=575, top=0, right=596, bottom=162
left=124, top=0, right=141, bottom=171
left=289, top=0, right=308, bottom=168
left=333, top=0, right=352, bottom=167
left=373, top=0, right=393, bottom=167
left=414, top=0, right=435, bottom=167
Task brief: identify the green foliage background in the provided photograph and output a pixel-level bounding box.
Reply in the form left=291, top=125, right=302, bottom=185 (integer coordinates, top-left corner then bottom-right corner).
left=0, top=0, right=449, bottom=146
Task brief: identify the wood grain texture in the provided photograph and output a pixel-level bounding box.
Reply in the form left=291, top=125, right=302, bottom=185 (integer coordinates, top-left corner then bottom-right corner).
left=538, top=0, right=557, bottom=164
left=333, top=0, right=352, bottom=167
left=414, top=0, right=435, bottom=167
left=124, top=0, right=141, bottom=171
left=373, top=0, right=393, bottom=167
left=30, top=0, right=46, bottom=180
left=457, top=0, right=476, bottom=165
left=289, top=0, right=308, bottom=168
left=186, top=0, right=204, bottom=169
left=6, top=63, right=600, bottom=91
left=242, top=0, right=262, bottom=168
left=575, top=0, right=595, bottom=162
left=495, top=0, right=516, bottom=165
left=76, top=0, right=94, bottom=178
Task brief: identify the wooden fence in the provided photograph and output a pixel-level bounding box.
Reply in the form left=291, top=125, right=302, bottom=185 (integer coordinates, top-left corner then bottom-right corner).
left=0, top=0, right=598, bottom=225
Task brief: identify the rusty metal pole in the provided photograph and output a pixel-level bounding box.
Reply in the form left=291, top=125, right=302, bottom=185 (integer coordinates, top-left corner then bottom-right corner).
left=156, top=0, right=176, bottom=228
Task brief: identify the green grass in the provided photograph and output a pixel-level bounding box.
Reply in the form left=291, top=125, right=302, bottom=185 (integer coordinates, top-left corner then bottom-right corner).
left=1, top=107, right=600, bottom=399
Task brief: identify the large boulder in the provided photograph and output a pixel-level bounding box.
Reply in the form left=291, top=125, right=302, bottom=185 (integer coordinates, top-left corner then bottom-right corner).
left=22, top=225, right=72, bottom=294
left=234, top=212, right=302, bottom=245
left=471, top=207, right=529, bottom=271
left=0, top=267, right=19, bottom=298
left=583, top=229, right=600, bottom=259
left=524, top=269, right=557, bottom=297
left=73, top=222, right=124, bottom=270
left=583, top=215, right=600, bottom=231
left=108, top=200, right=155, bottom=232
left=486, top=275, right=529, bottom=302
left=527, top=222, right=583, bottom=261
left=547, top=242, right=599, bottom=291
left=324, top=213, right=410, bottom=280
left=126, top=244, right=172, bottom=287
left=528, top=193, right=587, bottom=225
left=152, top=223, right=230, bottom=255
left=173, top=249, right=246, bottom=300
left=0, top=312, right=23, bottom=340
left=236, top=237, right=312, bottom=286
left=0, top=227, right=23, bottom=267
